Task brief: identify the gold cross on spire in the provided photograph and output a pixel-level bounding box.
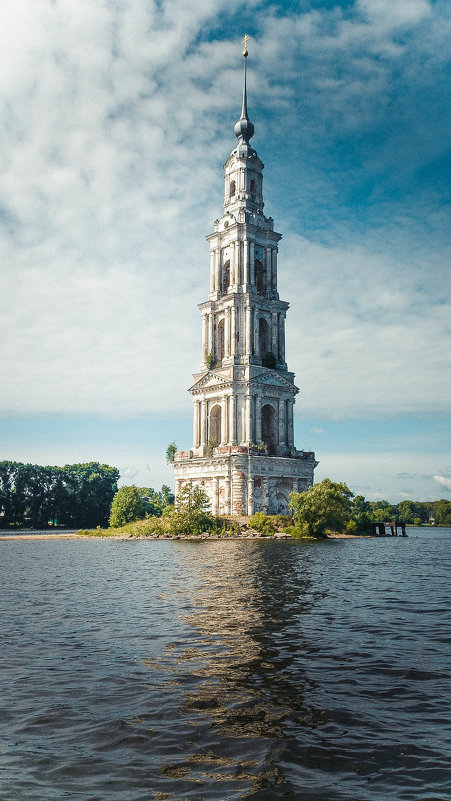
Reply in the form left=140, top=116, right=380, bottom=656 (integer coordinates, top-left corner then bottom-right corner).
left=242, top=33, right=250, bottom=56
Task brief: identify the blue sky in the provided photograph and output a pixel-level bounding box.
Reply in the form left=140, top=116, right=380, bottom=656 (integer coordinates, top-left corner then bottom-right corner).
left=0, top=0, right=450, bottom=502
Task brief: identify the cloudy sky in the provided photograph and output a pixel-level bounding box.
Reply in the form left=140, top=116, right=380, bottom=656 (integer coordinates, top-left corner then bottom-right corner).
left=1, top=0, right=450, bottom=502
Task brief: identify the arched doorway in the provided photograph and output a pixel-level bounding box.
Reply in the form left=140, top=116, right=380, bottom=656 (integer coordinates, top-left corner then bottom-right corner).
left=255, top=259, right=265, bottom=294
left=217, top=319, right=225, bottom=364
left=258, top=317, right=269, bottom=359
left=209, top=405, right=221, bottom=445
left=261, top=403, right=277, bottom=454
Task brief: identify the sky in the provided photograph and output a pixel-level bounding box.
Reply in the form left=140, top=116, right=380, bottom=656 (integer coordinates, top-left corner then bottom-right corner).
left=1, top=0, right=450, bottom=503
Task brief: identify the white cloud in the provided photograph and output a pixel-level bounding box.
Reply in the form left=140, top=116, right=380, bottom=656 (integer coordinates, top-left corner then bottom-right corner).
left=433, top=475, right=451, bottom=491
left=357, top=0, right=432, bottom=30
left=120, top=466, right=140, bottom=482
left=284, top=236, right=451, bottom=419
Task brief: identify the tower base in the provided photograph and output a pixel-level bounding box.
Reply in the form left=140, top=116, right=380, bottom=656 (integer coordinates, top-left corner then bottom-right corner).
left=173, top=446, right=318, bottom=516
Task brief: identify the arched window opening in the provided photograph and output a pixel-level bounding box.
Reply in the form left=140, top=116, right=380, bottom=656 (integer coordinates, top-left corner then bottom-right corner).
left=255, top=260, right=265, bottom=294
left=261, top=404, right=277, bottom=455
left=209, top=405, right=222, bottom=445
left=258, top=317, right=269, bottom=359
left=230, top=180, right=236, bottom=196
left=217, top=318, right=225, bottom=364
left=222, top=260, right=230, bottom=293
left=250, top=179, right=256, bottom=194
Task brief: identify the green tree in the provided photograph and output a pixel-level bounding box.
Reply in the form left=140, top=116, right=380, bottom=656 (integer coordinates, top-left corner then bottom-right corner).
left=172, top=481, right=216, bottom=535
left=350, top=495, right=373, bottom=534
left=397, top=500, right=429, bottom=524
left=17, top=463, right=57, bottom=527
left=0, top=461, right=19, bottom=527
left=289, top=478, right=354, bottom=538
left=368, top=500, right=399, bottom=522
left=433, top=499, right=451, bottom=526
left=205, top=437, right=218, bottom=458
left=160, top=484, right=175, bottom=507
left=109, top=486, right=144, bottom=527
left=166, top=442, right=177, bottom=463
left=61, top=463, right=120, bottom=528
left=135, top=485, right=175, bottom=517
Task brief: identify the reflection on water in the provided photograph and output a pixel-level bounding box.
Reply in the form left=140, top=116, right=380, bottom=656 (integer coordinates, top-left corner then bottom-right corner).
left=153, top=541, right=326, bottom=798
left=0, top=531, right=450, bottom=801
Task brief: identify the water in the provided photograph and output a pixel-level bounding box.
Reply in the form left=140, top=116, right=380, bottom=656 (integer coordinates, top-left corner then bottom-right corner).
left=0, top=529, right=450, bottom=800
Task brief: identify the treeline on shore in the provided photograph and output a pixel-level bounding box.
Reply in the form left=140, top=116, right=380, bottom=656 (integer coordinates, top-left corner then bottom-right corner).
left=0, top=461, right=119, bottom=529
left=367, top=498, right=451, bottom=526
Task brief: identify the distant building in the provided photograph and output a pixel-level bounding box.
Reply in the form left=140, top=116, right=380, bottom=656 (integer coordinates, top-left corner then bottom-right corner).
left=173, top=43, right=318, bottom=515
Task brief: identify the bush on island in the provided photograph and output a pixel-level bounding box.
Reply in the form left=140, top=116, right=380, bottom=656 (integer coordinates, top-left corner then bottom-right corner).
left=289, top=478, right=353, bottom=538
left=248, top=512, right=276, bottom=536
left=169, top=481, right=220, bottom=536
left=109, top=486, right=144, bottom=528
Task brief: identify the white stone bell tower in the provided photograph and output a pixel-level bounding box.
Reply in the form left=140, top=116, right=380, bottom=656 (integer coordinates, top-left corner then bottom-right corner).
left=173, top=40, right=318, bottom=516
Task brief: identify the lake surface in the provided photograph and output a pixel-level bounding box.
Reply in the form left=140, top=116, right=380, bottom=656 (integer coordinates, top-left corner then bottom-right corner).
left=1, top=528, right=450, bottom=800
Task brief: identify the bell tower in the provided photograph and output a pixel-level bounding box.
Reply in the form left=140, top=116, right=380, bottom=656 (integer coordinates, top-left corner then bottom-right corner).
left=173, top=39, right=318, bottom=516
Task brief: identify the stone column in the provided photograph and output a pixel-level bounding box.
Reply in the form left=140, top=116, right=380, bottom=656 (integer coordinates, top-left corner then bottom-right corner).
left=271, top=250, right=277, bottom=291
left=247, top=306, right=253, bottom=357
left=245, top=393, right=251, bottom=443
left=228, top=394, right=235, bottom=443
left=230, top=305, right=236, bottom=357
left=272, top=312, right=278, bottom=357
left=202, top=314, right=208, bottom=361
left=224, top=476, right=231, bottom=516
left=208, top=313, right=214, bottom=358
left=266, top=247, right=272, bottom=292
left=200, top=400, right=207, bottom=447
left=255, top=394, right=262, bottom=444
left=229, top=245, right=235, bottom=288
left=221, top=396, right=227, bottom=444
left=193, top=400, right=200, bottom=448
left=243, top=239, right=249, bottom=285
left=214, top=248, right=220, bottom=292
left=249, top=241, right=255, bottom=286
left=247, top=477, right=254, bottom=516
left=285, top=399, right=289, bottom=447
left=224, top=308, right=230, bottom=358
left=213, top=477, right=219, bottom=515
left=287, top=399, right=294, bottom=448
left=209, top=251, right=215, bottom=293
left=278, top=398, right=285, bottom=446
left=234, top=240, right=240, bottom=285
left=253, top=312, right=259, bottom=357
left=262, top=476, right=269, bottom=513
left=279, top=313, right=286, bottom=363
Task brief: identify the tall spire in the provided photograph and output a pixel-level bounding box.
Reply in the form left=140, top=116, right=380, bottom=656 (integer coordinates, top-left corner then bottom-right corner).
left=234, top=34, right=254, bottom=145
